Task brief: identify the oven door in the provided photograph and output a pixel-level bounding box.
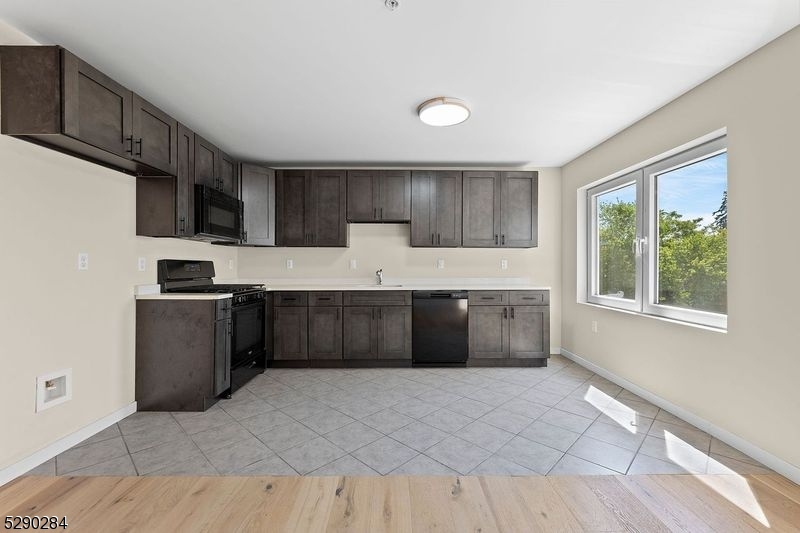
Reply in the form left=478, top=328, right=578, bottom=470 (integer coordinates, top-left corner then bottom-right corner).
left=195, top=185, right=243, bottom=242
left=231, top=300, right=266, bottom=369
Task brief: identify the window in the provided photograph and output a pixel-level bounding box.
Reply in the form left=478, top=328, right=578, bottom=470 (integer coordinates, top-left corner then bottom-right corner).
left=587, top=136, right=728, bottom=329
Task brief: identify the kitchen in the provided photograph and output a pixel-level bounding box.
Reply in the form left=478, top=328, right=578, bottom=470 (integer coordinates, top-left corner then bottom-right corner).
left=1, top=2, right=800, bottom=530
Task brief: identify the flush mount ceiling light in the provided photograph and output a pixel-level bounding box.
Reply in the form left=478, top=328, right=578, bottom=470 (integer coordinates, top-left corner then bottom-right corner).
left=417, top=97, right=470, bottom=127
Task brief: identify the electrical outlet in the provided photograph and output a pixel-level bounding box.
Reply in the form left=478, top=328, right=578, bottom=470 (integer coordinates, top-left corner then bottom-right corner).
left=77, top=253, right=89, bottom=271
left=436, top=258, right=445, bottom=269
left=500, top=259, right=508, bottom=270
left=591, top=320, right=599, bottom=333
left=228, top=259, right=235, bottom=270
left=350, top=259, right=358, bottom=270
left=286, top=259, right=294, bottom=270
left=137, top=257, right=146, bottom=272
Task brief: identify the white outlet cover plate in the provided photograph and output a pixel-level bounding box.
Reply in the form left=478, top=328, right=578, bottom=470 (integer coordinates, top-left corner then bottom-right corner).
left=350, top=259, right=358, bottom=270
left=436, top=259, right=445, bottom=269
left=137, top=257, right=146, bottom=272
left=286, top=259, right=294, bottom=269
left=77, top=253, right=89, bottom=271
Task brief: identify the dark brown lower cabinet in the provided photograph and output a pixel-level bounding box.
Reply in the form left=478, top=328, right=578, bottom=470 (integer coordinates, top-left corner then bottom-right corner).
left=508, top=306, right=549, bottom=358
left=274, top=307, right=308, bottom=360
left=136, top=299, right=231, bottom=411
left=343, top=306, right=411, bottom=360
left=378, top=306, right=412, bottom=359
left=468, top=306, right=509, bottom=358
left=468, top=292, right=550, bottom=362
left=308, top=307, right=343, bottom=359
left=343, top=307, right=378, bottom=360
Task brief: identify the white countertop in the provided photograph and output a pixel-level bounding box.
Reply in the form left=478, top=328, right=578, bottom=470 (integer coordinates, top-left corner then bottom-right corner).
left=135, top=293, right=234, bottom=301
left=261, top=284, right=550, bottom=291
left=134, top=278, right=550, bottom=299
left=239, top=277, right=549, bottom=292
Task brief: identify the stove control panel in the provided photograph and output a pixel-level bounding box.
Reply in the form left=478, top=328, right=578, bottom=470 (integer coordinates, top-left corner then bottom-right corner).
left=233, top=291, right=266, bottom=306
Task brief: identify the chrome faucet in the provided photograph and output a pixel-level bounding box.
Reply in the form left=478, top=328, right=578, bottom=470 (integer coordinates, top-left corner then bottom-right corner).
left=376, top=269, right=384, bottom=286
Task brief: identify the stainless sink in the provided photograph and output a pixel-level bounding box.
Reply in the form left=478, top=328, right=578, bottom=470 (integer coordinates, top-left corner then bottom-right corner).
left=353, top=284, right=404, bottom=288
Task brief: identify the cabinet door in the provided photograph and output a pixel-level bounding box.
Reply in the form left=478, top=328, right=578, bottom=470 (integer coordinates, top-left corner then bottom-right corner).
left=378, top=306, right=412, bottom=359
left=468, top=306, right=508, bottom=358
left=131, top=93, right=178, bottom=175
left=434, top=171, right=462, bottom=247
left=309, top=170, right=348, bottom=246
left=462, top=171, right=501, bottom=247
left=347, top=170, right=378, bottom=221
left=343, top=307, right=378, bottom=359
left=274, top=307, right=308, bottom=360
left=501, top=171, right=538, bottom=248
left=194, top=134, right=220, bottom=189
left=379, top=170, right=411, bottom=222
left=309, top=307, right=343, bottom=360
left=240, top=164, right=275, bottom=246
left=176, top=124, right=195, bottom=237
left=220, top=151, right=238, bottom=197
left=411, top=171, right=434, bottom=247
left=276, top=170, right=310, bottom=246
left=213, top=318, right=231, bottom=395
left=509, top=306, right=549, bottom=358
left=61, top=50, right=132, bottom=158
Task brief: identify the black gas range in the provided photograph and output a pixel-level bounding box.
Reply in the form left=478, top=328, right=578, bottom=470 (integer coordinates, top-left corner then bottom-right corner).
left=157, top=259, right=267, bottom=394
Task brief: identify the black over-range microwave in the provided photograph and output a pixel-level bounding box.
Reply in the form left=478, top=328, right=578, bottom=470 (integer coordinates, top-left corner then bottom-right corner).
left=194, top=185, right=243, bottom=242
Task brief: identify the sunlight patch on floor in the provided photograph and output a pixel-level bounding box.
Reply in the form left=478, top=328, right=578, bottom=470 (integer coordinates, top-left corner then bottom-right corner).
left=664, top=430, right=770, bottom=527
left=584, top=386, right=640, bottom=434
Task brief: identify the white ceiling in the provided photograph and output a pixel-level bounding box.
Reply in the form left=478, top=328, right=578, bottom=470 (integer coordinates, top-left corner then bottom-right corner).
left=1, top=1, right=798, bottom=166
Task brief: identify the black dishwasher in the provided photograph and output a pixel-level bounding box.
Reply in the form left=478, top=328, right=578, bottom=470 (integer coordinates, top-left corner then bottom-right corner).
left=412, top=291, right=469, bottom=365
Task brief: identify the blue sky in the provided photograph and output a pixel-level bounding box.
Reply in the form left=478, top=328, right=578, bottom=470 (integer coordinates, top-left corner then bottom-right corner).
left=657, top=152, right=727, bottom=226
left=597, top=152, right=727, bottom=227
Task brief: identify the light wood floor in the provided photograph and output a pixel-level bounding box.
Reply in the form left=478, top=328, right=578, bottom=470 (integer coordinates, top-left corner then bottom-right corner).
left=2, top=474, right=799, bottom=532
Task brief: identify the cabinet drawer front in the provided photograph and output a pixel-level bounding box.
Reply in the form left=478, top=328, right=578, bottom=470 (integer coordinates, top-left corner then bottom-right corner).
left=343, top=291, right=412, bottom=306
left=509, top=291, right=549, bottom=306
left=468, top=291, right=509, bottom=306
left=274, top=291, right=308, bottom=307
left=309, top=291, right=343, bottom=306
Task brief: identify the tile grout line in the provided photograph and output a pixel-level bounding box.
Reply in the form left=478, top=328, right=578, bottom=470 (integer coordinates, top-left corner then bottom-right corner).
left=167, top=411, right=221, bottom=476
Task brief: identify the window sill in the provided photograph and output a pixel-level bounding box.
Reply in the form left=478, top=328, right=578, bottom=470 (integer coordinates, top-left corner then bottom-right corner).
left=577, top=301, right=728, bottom=334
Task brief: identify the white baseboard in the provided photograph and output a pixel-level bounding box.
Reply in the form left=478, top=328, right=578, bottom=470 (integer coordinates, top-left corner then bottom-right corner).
left=0, top=402, right=137, bottom=486
left=560, top=348, right=800, bottom=485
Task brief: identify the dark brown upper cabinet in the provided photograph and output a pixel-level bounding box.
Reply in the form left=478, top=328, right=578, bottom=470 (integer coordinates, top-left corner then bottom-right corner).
left=411, top=171, right=462, bottom=247
left=194, top=134, right=220, bottom=189
left=131, top=94, right=178, bottom=175
left=62, top=50, right=133, bottom=159
left=0, top=46, right=174, bottom=177
left=136, top=123, right=195, bottom=238
left=175, top=124, right=196, bottom=237
left=239, top=164, right=275, bottom=246
left=346, top=170, right=411, bottom=222
left=462, top=171, right=502, bottom=247
left=276, top=170, right=348, bottom=247
left=220, top=150, right=239, bottom=197
left=193, top=136, right=238, bottom=197
left=462, top=171, right=538, bottom=248
left=501, top=171, right=538, bottom=248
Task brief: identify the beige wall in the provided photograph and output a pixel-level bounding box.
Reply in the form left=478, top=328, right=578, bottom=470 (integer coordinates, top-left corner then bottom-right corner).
left=561, top=27, right=800, bottom=469
left=0, top=134, right=238, bottom=470
left=237, top=167, right=563, bottom=351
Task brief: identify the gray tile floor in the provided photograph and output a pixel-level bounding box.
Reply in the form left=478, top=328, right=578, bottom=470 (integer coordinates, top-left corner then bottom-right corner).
left=26, top=355, right=773, bottom=477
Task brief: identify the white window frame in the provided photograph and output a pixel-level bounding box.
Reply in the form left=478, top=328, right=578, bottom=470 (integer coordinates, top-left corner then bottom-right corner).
left=585, top=135, right=728, bottom=329
left=586, top=170, right=643, bottom=312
